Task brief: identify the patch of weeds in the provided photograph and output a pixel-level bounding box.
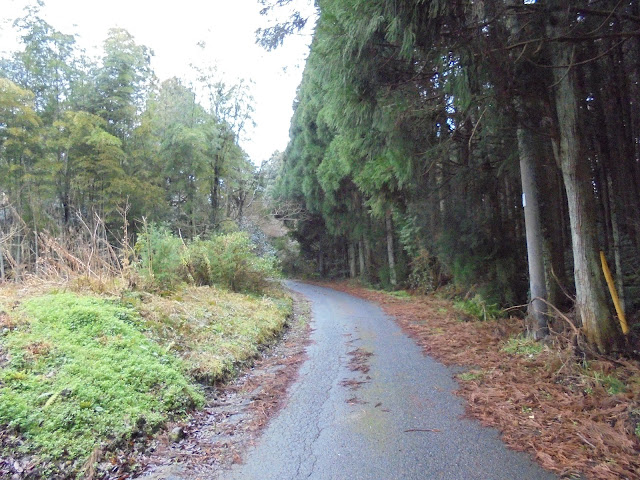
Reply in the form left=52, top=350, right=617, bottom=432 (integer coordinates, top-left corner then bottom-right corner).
left=501, top=335, right=544, bottom=357
left=457, top=369, right=485, bottom=382
left=453, top=294, right=502, bottom=321
left=590, top=371, right=627, bottom=396
left=602, top=375, right=627, bottom=395
left=0, top=293, right=204, bottom=469
left=132, top=286, right=292, bottom=383
left=387, top=290, right=411, bottom=299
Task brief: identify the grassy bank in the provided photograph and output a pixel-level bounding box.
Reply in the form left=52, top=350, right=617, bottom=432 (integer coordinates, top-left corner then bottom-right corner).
left=0, top=282, right=291, bottom=478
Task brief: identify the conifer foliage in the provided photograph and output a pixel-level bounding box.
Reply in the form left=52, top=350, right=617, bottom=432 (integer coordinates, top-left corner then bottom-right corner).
left=275, top=0, right=640, bottom=352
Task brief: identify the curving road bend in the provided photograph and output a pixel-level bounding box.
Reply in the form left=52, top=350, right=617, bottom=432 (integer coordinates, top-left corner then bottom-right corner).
left=223, top=281, right=556, bottom=480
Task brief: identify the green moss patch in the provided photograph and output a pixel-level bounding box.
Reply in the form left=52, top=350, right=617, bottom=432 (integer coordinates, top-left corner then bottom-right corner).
left=0, top=293, right=204, bottom=467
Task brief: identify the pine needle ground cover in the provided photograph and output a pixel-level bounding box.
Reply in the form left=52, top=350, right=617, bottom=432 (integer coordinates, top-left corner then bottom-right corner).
left=0, top=283, right=291, bottom=478
left=322, top=281, right=640, bottom=480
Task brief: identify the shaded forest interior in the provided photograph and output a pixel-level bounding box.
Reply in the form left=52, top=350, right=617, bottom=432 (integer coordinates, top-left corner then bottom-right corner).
left=271, top=0, right=640, bottom=353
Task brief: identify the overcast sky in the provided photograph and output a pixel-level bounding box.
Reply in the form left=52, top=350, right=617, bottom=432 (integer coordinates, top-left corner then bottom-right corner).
left=0, top=0, right=316, bottom=165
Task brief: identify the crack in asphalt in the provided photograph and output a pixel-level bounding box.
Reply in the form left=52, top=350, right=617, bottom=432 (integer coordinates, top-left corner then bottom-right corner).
left=304, top=348, right=350, bottom=479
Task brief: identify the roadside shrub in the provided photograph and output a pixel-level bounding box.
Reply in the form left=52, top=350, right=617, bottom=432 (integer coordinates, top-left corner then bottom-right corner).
left=135, top=225, right=186, bottom=290
left=135, top=226, right=279, bottom=294
left=408, top=248, right=445, bottom=294
left=204, top=232, right=280, bottom=293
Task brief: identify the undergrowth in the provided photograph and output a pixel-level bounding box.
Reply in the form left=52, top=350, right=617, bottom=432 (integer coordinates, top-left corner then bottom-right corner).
left=453, top=294, right=502, bottom=322
left=123, top=286, right=291, bottom=383
left=501, top=335, right=545, bottom=356
left=135, top=226, right=279, bottom=293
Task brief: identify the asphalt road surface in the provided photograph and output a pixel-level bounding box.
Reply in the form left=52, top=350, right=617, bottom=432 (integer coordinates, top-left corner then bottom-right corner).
left=225, top=281, right=556, bottom=480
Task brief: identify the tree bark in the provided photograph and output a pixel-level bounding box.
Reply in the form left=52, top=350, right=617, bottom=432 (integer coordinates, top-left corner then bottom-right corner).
left=385, top=209, right=397, bottom=287
left=504, top=1, right=548, bottom=337
left=364, top=234, right=372, bottom=278
left=348, top=242, right=357, bottom=278
left=543, top=162, right=570, bottom=308
left=210, top=156, right=221, bottom=228
left=516, top=123, right=549, bottom=338
left=318, top=251, right=324, bottom=276
left=606, top=171, right=626, bottom=315
left=0, top=245, right=5, bottom=281
left=547, top=12, right=620, bottom=352
left=358, top=238, right=366, bottom=279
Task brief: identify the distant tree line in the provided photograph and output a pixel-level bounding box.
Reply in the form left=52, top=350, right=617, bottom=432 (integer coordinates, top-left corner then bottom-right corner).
left=273, top=0, right=640, bottom=353
left=0, top=5, right=266, bottom=281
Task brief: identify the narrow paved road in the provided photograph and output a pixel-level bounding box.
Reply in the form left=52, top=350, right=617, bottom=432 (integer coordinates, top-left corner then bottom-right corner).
left=225, top=281, right=556, bottom=480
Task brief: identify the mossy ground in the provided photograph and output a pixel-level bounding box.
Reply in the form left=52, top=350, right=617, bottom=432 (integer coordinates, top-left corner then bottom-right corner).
left=0, top=281, right=291, bottom=477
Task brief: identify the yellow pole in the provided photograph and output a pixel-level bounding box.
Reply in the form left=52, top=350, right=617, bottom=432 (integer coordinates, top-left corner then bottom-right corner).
left=600, top=250, right=629, bottom=335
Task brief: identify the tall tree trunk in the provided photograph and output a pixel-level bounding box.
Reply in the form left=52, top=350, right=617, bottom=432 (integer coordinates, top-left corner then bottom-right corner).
left=210, top=157, right=221, bottom=228
left=547, top=15, right=619, bottom=352
left=543, top=161, right=570, bottom=308
left=516, top=123, right=548, bottom=338
left=14, top=235, right=22, bottom=281
left=358, top=238, right=366, bottom=280
left=364, top=234, right=372, bottom=278
left=318, top=251, right=324, bottom=276
left=385, top=209, right=397, bottom=287
left=0, top=245, right=5, bottom=282
left=348, top=242, right=357, bottom=278
left=606, top=171, right=626, bottom=315
left=505, top=3, right=548, bottom=336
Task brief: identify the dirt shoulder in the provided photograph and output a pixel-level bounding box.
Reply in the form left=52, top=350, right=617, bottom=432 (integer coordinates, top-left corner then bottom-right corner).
left=136, top=290, right=311, bottom=480
left=319, top=281, right=640, bottom=480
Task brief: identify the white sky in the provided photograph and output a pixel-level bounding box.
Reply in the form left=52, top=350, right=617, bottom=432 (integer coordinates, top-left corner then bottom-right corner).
left=0, top=0, right=316, bottom=165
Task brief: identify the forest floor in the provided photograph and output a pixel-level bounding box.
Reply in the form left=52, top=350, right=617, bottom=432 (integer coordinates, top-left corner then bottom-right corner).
left=319, top=281, right=640, bottom=480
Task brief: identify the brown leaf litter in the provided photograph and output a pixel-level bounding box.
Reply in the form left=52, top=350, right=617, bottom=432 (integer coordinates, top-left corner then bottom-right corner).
left=321, top=281, right=640, bottom=480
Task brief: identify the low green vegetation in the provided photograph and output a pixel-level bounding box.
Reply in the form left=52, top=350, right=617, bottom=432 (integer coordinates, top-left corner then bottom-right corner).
left=124, top=286, right=291, bottom=382
left=0, top=293, right=203, bottom=471
left=457, top=369, right=486, bottom=382
left=585, top=371, right=628, bottom=396
left=385, top=290, right=412, bottom=299
left=136, top=226, right=279, bottom=293
left=0, top=230, right=292, bottom=476
left=501, top=335, right=544, bottom=357
left=453, top=294, right=502, bottom=322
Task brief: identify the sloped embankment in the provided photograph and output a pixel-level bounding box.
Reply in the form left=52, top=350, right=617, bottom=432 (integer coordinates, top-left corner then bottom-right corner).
left=0, top=283, right=291, bottom=479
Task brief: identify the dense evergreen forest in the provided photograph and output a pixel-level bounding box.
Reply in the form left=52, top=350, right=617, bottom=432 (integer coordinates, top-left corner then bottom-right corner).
left=0, top=5, right=272, bottom=275
left=271, top=0, right=640, bottom=353
left=2, top=1, right=640, bottom=355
